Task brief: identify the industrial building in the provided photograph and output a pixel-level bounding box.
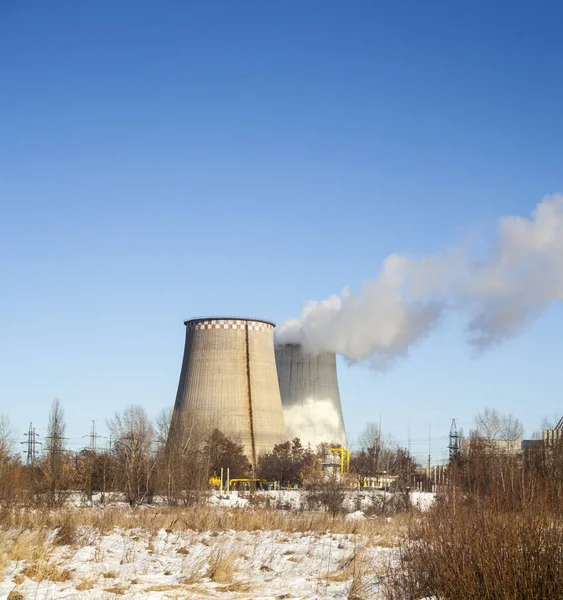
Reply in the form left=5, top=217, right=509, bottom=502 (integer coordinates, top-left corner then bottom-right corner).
left=171, top=317, right=288, bottom=468
left=543, top=416, right=563, bottom=446
left=275, top=343, right=347, bottom=449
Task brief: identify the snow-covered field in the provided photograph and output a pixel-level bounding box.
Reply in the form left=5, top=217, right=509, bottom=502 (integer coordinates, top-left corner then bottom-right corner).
left=2, top=527, right=396, bottom=599
left=0, top=491, right=434, bottom=599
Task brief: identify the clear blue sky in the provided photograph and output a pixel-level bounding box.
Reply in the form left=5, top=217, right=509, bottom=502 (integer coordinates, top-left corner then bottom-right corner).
left=1, top=1, right=562, bottom=464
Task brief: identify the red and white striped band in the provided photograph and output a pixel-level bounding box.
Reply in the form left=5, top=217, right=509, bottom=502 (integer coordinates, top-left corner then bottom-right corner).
left=186, top=319, right=274, bottom=332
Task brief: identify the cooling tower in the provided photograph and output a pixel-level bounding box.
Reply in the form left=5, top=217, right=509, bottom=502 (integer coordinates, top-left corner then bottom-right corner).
left=275, top=344, right=347, bottom=449
left=171, top=317, right=288, bottom=467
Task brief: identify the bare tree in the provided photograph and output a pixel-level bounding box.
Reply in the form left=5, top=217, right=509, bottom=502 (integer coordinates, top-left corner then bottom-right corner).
left=0, top=415, right=16, bottom=488
left=500, top=413, right=525, bottom=441
left=156, top=407, right=172, bottom=445
left=46, top=399, right=67, bottom=497
left=358, top=422, right=381, bottom=450
left=161, top=411, right=211, bottom=505
left=108, top=405, right=156, bottom=505
left=473, top=408, right=523, bottom=441
left=356, top=422, right=400, bottom=474
left=0, top=414, right=15, bottom=461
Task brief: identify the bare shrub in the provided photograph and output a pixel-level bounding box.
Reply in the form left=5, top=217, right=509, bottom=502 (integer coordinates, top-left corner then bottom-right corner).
left=363, top=491, right=410, bottom=516
left=304, top=472, right=349, bottom=516
left=385, top=495, right=563, bottom=599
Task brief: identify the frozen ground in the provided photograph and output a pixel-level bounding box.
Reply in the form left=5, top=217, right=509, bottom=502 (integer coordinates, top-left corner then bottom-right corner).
left=2, top=527, right=395, bottom=599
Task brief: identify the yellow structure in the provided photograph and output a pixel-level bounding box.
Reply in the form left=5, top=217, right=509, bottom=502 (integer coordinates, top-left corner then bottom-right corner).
left=330, top=447, right=350, bottom=476
left=229, top=478, right=268, bottom=490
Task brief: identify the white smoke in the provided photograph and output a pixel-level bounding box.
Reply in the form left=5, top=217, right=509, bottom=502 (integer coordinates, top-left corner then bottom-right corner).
left=283, top=398, right=347, bottom=448
left=276, top=194, right=563, bottom=367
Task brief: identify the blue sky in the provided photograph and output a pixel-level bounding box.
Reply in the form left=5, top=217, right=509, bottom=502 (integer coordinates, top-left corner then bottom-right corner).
left=1, top=1, right=562, bottom=464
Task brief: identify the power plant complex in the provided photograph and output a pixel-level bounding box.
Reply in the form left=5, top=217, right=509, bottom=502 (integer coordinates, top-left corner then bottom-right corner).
left=171, top=317, right=347, bottom=465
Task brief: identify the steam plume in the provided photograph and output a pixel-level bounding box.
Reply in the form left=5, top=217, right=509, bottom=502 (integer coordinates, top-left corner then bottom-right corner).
left=276, top=194, right=563, bottom=367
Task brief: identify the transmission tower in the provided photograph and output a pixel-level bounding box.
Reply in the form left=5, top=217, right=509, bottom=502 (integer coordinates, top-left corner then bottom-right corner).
left=448, top=418, right=461, bottom=462
left=21, top=422, right=41, bottom=466
left=83, top=420, right=105, bottom=452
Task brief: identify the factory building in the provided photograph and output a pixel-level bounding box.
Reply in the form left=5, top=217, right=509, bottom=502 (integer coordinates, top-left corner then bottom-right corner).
left=171, top=317, right=288, bottom=468
left=275, top=343, right=347, bottom=449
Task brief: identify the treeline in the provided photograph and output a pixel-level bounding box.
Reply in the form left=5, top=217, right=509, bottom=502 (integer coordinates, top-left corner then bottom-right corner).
left=386, top=410, right=563, bottom=600
left=0, top=401, right=423, bottom=507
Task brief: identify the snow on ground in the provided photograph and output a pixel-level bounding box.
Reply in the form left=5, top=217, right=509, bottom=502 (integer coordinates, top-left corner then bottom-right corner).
left=5, top=527, right=395, bottom=599
left=209, top=489, right=435, bottom=513
left=409, top=492, right=435, bottom=512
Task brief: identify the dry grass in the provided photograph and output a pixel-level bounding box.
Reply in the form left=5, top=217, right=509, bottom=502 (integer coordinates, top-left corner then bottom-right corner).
left=205, top=548, right=238, bottom=583
left=0, top=503, right=411, bottom=540
left=363, top=512, right=412, bottom=547
left=0, top=527, right=60, bottom=587
left=7, top=592, right=24, bottom=600
left=145, top=583, right=183, bottom=592
left=103, top=585, right=128, bottom=594
left=22, top=560, right=73, bottom=582
left=53, top=514, right=77, bottom=546
left=179, top=553, right=208, bottom=585
left=0, top=528, right=49, bottom=568
left=76, top=577, right=97, bottom=590
left=218, top=581, right=252, bottom=593
left=325, top=551, right=362, bottom=582
left=169, top=584, right=217, bottom=598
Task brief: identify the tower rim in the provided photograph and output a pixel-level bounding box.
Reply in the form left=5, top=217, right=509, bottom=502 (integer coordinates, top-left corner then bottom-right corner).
left=184, top=316, right=276, bottom=328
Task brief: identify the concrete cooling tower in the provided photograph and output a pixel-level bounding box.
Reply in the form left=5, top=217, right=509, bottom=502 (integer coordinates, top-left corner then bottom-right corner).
left=275, top=344, right=347, bottom=449
left=171, top=317, right=288, bottom=467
